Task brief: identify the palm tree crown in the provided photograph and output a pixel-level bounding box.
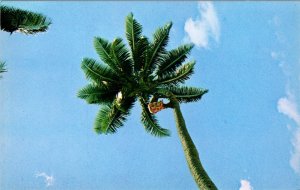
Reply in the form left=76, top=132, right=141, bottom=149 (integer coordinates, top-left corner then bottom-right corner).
left=0, top=5, right=51, bottom=34
left=78, top=13, right=208, bottom=137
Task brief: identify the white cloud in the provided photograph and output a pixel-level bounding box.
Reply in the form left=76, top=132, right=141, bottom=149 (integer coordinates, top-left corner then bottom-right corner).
left=239, top=179, right=253, bottom=190
left=277, top=72, right=300, bottom=175
left=277, top=95, right=300, bottom=126
left=184, top=1, right=220, bottom=48
left=273, top=14, right=300, bottom=174
left=36, top=172, right=54, bottom=187
left=277, top=87, right=300, bottom=174
left=290, top=128, right=300, bottom=173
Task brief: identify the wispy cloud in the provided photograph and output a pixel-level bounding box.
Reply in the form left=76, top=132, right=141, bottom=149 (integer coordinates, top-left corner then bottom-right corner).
left=271, top=13, right=300, bottom=174
left=36, top=172, right=54, bottom=187
left=290, top=128, right=300, bottom=173
left=275, top=53, right=300, bottom=174
left=278, top=94, right=300, bottom=126
left=239, top=179, right=253, bottom=190
left=278, top=93, right=300, bottom=173
left=184, top=1, right=220, bottom=48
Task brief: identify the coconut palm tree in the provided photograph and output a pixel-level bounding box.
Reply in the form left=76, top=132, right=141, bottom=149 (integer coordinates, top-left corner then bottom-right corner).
left=0, top=5, right=51, bottom=34
left=0, top=62, right=6, bottom=79
left=78, top=13, right=217, bottom=190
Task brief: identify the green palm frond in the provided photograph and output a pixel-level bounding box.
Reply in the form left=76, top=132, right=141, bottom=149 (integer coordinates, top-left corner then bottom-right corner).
left=125, top=13, right=142, bottom=53
left=81, top=58, right=119, bottom=84
left=94, top=37, right=121, bottom=73
left=133, top=36, right=149, bottom=72
left=0, top=62, right=6, bottom=73
left=144, top=22, right=172, bottom=75
left=0, top=5, right=51, bottom=34
left=157, top=44, right=194, bottom=76
left=94, top=104, right=126, bottom=134
left=166, top=86, right=208, bottom=103
left=116, top=96, right=136, bottom=113
left=125, top=13, right=148, bottom=72
left=94, top=98, right=135, bottom=134
left=157, top=61, right=195, bottom=86
left=77, top=84, right=118, bottom=105
left=111, top=38, right=133, bottom=76
left=139, top=98, right=170, bottom=137
left=0, top=62, right=6, bottom=79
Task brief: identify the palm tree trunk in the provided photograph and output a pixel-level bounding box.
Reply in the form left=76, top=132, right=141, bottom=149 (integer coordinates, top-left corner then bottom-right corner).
left=172, top=100, right=217, bottom=190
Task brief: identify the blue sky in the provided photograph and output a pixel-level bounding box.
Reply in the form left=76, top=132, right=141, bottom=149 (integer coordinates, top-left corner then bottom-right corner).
left=1, top=1, right=300, bottom=190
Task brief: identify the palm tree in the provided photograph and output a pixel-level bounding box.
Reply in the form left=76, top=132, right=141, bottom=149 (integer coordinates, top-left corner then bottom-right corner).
left=78, top=13, right=217, bottom=190
left=0, top=62, right=6, bottom=79
left=0, top=5, right=51, bottom=34
left=0, top=5, right=51, bottom=78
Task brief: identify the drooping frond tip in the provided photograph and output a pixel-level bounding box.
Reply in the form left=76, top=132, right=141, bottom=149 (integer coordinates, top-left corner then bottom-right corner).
left=94, top=98, right=135, bottom=134
left=139, top=98, right=170, bottom=137
left=0, top=5, right=51, bottom=34
left=94, top=104, right=127, bottom=134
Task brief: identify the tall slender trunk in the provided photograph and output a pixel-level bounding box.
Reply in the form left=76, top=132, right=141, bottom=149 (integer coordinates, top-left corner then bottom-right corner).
left=172, top=100, right=217, bottom=190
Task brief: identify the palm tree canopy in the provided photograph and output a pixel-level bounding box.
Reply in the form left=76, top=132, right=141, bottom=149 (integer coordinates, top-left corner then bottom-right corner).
left=0, top=5, right=51, bottom=34
left=78, top=13, right=208, bottom=137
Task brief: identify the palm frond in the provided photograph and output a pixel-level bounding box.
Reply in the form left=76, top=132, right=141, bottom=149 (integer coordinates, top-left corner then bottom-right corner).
left=77, top=84, right=118, bottom=105
left=133, top=36, right=149, bottom=72
left=116, top=96, right=136, bottom=113
left=0, top=5, right=51, bottom=34
left=125, top=13, right=149, bottom=72
left=157, top=61, right=195, bottom=86
left=144, top=22, right=172, bottom=75
left=139, top=98, right=170, bottom=137
left=0, top=62, right=6, bottom=73
left=94, top=104, right=125, bottom=134
left=94, top=37, right=121, bottom=73
left=94, top=98, right=135, bottom=134
left=111, top=38, right=133, bottom=76
left=81, top=58, right=119, bottom=84
left=0, top=62, right=6, bottom=79
left=166, top=86, right=208, bottom=103
left=157, top=44, right=194, bottom=76
left=125, top=13, right=142, bottom=53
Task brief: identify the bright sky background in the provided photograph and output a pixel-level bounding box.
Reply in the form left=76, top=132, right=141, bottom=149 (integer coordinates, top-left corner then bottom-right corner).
left=1, top=1, right=300, bottom=190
